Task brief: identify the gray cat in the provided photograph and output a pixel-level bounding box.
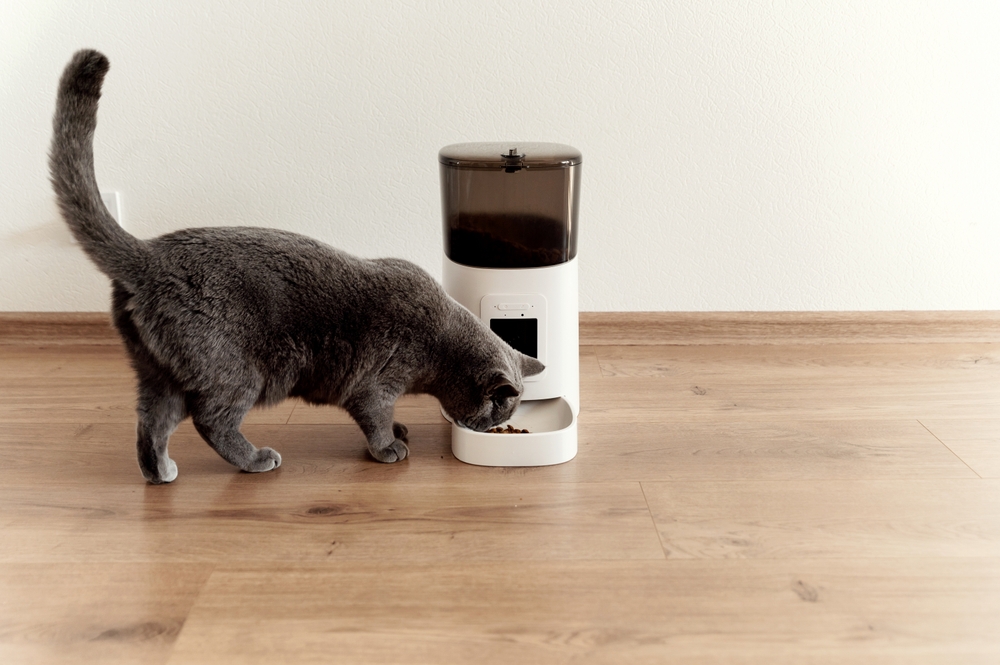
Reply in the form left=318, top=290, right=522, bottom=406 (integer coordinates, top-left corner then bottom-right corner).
left=49, top=49, right=544, bottom=484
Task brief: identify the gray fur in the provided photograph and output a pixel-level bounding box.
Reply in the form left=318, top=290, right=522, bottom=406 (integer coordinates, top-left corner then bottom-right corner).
left=49, top=49, right=544, bottom=483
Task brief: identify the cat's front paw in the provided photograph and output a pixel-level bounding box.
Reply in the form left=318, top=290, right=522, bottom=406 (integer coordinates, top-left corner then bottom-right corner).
left=245, top=447, right=282, bottom=473
left=370, top=439, right=409, bottom=463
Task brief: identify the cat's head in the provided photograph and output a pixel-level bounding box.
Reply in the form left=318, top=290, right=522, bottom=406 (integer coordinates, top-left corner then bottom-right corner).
left=438, top=340, right=545, bottom=432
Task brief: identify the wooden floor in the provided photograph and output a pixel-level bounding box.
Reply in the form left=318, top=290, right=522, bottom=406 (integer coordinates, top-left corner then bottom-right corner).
left=1, top=339, right=999, bottom=664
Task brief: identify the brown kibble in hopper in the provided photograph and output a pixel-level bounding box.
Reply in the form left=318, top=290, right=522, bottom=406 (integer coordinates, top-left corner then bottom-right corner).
left=487, top=424, right=530, bottom=434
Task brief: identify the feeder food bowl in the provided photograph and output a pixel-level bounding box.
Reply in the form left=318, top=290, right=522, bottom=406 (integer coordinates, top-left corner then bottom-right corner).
left=450, top=397, right=577, bottom=467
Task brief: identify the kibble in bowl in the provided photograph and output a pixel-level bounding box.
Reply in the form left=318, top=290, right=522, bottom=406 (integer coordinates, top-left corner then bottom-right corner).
left=487, top=424, right=530, bottom=434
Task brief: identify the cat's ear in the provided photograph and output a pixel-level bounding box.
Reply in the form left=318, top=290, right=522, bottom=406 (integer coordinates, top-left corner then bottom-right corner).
left=488, top=375, right=520, bottom=400
left=520, top=355, right=545, bottom=378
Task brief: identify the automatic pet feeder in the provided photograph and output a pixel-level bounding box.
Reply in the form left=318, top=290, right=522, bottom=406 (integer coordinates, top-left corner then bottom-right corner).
left=439, top=142, right=580, bottom=467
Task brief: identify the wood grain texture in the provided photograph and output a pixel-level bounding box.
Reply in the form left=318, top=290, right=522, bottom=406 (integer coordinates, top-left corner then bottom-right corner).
left=0, top=481, right=664, bottom=564
left=570, top=420, right=979, bottom=482
left=642, top=479, right=1000, bottom=560
left=167, top=559, right=1000, bottom=665
left=921, top=419, right=1000, bottom=479
left=585, top=343, right=1000, bottom=422
left=0, top=564, right=211, bottom=665
left=2, top=337, right=1000, bottom=663
left=0, top=345, right=296, bottom=425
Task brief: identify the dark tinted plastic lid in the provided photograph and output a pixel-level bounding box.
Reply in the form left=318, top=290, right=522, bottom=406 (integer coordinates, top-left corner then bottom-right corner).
left=439, top=142, right=582, bottom=170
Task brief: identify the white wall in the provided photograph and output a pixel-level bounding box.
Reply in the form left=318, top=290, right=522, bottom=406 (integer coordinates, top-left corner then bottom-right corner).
left=2, top=1, right=998, bottom=312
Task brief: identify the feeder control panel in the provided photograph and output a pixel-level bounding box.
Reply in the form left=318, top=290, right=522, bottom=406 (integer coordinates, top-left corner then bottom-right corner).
left=480, top=293, right=547, bottom=381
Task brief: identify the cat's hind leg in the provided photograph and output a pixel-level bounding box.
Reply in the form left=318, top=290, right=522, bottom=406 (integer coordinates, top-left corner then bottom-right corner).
left=189, top=392, right=282, bottom=473
left=393, top=421, right=409, bottom=443
left=136, top=379, right=186, bottom=484
left=112, top=283, right=185, bottom=483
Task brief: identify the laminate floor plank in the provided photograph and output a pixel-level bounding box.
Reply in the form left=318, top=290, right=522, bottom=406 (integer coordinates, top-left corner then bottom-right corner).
left=288, top=393, right=445, bottom=425
left=0, top=563, right=212, bottom=665
left=0, top=384, right=297, bottom=426
left=581, top=374, right=1000, bottom=422
left=920, top=419, right=1000, bottom=478
left=0, top=344, right=132, bottom=379
left=642, top=479, right=1000, bottom=559
left=588, top=343, right=1000, bottom=421
left=166, top=559, right=1000, bottom=665
left=570, top=420, right=978, bottom=482
left=0, top=478, right=663, bottom=564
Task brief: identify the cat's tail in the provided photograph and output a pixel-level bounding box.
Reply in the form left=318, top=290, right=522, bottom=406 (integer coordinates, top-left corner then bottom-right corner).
left=49, top=49, right=149, bottom=288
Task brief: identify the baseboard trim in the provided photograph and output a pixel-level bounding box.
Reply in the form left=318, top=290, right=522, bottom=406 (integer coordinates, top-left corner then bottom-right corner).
left=580, top=311, right=1000, bottom=345
left=0, top=312, right=119, bottom=345
left=2, top=311, right=999, bottom=346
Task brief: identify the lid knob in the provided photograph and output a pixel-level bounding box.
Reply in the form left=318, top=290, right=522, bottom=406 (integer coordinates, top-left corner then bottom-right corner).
left=501, top=147, right=524, bottom=173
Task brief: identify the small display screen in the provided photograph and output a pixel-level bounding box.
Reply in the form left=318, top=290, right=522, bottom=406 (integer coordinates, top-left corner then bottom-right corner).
left=490, top=318, right=538, bottom=358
